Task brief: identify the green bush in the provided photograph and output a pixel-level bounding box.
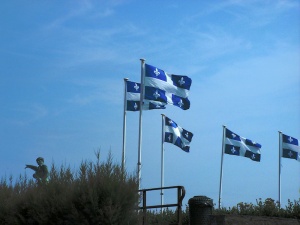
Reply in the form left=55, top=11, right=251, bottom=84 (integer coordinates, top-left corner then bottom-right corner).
left=213, top=198, right=300, bottom=219
left=0, top=151, right=139, bottom=225
left=143, top=207, right=189, bottom=225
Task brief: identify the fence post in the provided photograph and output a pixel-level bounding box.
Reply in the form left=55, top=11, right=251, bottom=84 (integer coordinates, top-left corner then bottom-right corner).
left=177, top=187, right=182, bottom=225
left=143, top=190, right=147, bottom=225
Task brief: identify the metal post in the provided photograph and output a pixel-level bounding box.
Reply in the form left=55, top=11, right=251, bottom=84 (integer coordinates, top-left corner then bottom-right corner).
left=218, top=125, right=226, bottom=209
left=161, top=114, right=165, bottom=210
left=177, top=187, right=182, bottom=225
left=137, top=58, right=145, bottom=190
left=278, top=131, right=282, bottom=208
left=122, top=78, right=129, bottom=173
left=143, top=190, right=147, bottom=225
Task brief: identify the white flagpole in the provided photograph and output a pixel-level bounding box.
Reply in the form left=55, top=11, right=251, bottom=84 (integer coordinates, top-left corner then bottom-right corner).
left=161, top=114, right=165, bottom=210
left=278, top=131, right=282, bottom=208
left=137, top=59, right=145, bottom=190
left=122, top=78, right=129, bottom=173
left=218, top=125, right=226, bottom=209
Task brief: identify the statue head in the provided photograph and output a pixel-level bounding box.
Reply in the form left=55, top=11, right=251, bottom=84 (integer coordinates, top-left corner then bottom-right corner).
left=36, top=157, right=44, bottom=165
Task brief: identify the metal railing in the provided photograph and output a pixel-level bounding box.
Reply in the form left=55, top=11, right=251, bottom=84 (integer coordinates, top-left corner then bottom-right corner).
left=138, top=186, right=185, bottom=225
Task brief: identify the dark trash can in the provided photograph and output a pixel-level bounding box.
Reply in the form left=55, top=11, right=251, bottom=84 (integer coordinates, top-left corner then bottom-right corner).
left=188, top=196, right=213, bottom=225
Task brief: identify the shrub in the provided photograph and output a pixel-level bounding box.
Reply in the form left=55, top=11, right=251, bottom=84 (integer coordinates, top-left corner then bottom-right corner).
left=213, top=198, right=300, bottom=219
left=143, top=207, right=189, bottom=225
left=0, top=151, right=139, bottom=225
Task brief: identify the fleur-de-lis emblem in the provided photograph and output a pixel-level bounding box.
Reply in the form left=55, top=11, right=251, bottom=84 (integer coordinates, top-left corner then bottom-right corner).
left=154, top=68, right=160, bottom=76
left=178, top=99, right=184, bottom=108
left=231, top=147, right=236, bottom=154
left=153, top=90, right=160, bottom=99
left=178, top=77, right=185, bottom=86
left=134, top=83, right=139, bottom=91
left=185, top=132, right=189, bottom=139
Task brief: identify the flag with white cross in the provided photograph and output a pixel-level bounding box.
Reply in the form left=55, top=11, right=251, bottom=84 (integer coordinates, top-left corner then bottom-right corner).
left=224, top=128, right=262, bottom=162
left=164, top=116, right=193, bottom=152
left=125, top=80, right=166, bottom=111
left=144, top=64, right=192, bottom=110
left=281, top=133, right=300, bottom=162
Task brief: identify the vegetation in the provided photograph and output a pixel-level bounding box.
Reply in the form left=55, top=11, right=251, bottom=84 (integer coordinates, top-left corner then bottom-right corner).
left=144, top=198, right=300, bottom=225
left=0, top=151, right=139, bottom=225
left=0, top=152, right=299, bottom=224
left=214, top=198, right=300, bottom=218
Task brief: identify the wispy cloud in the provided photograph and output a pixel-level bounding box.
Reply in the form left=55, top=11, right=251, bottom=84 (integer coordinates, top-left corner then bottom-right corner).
left=183, top=0, right=299, bottom=28
left=42, top=1, right=93, bottom=31
left=67, top=77, right=122, bottom=106
left=8, top=103, right=48, bottom=126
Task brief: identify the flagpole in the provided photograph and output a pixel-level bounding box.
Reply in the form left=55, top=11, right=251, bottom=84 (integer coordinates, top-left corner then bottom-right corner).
left=278, top=131, right=282, bottom=208
left=137, top=59, right=145, bottom=190
left=122, top=78, right=129, bottom=174
left=161, top=114, right=165, bottom=210
left=218, top=125, right=226, bottom=209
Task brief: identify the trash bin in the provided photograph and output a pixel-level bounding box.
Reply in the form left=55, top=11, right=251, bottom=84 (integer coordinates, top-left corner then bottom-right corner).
left=188, top=196, right=213, bottom=225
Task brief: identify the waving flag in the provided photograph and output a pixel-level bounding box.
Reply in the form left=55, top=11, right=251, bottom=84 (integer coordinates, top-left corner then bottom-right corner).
left=164, top=116, right=193, bottom=152
left=144, top=64, right=192, bottom=110
left=126, top=80, right=166, bottom=111
left=281, top=133, right=300, bottom=162
left=224, top=128, right=262, bottom=162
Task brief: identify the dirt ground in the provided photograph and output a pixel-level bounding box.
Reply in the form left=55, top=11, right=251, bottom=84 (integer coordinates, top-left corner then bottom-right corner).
left=222, top=215, right=300, bottom=225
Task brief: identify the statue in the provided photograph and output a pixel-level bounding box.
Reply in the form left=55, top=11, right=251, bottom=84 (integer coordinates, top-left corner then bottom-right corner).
left=25, top=157, right=49, bottom=183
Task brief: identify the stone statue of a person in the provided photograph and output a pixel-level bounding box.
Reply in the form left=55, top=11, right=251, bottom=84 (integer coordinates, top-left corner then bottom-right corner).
left=25, top=157, right=49, bottom=183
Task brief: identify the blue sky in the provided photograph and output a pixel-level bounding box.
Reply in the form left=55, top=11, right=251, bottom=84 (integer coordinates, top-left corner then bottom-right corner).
left=1, top=0, right=299, bottom=208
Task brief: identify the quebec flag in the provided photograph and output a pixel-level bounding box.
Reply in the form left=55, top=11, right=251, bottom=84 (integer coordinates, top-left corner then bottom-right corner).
left=144, top=64, right=192, bottom=110
left=281, top=133, right=300, bottom=162
left=126, top=80, right=166, bottom=111
left=224, top=128, right=262, bottom=162
left=164, top=116, right=193, bottom=152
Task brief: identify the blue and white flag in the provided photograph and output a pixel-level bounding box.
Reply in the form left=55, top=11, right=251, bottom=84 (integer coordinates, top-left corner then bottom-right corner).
left=144, top=64, right=192, bottom=110
left=224, top=128, right=262, bottom=162
left=126, top=80, right=166, bottom=111
left=164, top=116, right=193, bottom=152
left=281, top=133, right=300, bottom=162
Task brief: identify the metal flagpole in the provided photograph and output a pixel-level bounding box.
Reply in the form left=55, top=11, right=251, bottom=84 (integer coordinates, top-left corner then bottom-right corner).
left=122, top=78, right=129, bottom=173
left=218, top=125, right=226, bottom=209
left=137, top=59, right=145, bottom=190
left=278, top=131, right=282, bottom=208
left=161, top=114, right=165, bottom=210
